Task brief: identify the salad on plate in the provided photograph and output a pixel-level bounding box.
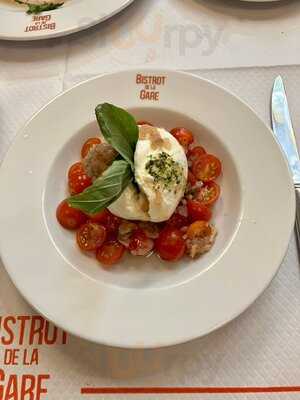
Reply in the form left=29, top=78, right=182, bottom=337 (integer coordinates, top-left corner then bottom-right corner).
left=13, top=0, right=63, bottom=13
left=56, top=103, right=222, bottom=267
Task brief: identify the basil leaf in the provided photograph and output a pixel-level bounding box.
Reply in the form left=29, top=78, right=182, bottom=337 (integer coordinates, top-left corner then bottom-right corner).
left=95, top=103, right=138, bottom=168
left=67, top=160, right=132, bottom=215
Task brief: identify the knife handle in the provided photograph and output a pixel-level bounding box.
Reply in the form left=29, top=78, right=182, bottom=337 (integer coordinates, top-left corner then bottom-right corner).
left=295, top=186, right=300, bottom=250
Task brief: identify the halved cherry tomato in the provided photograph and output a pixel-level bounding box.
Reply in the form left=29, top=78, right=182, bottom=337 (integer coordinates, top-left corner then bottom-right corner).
left=137, top=120, right=153, bottom=126
left=192, top=154, right=222, bottom=182
left=188, top=170, right=197, bottom=187
left=96, top=241, right=125, bottom=266
left=56, top=200, right=87, bottom=230
left=68, top=162, right=92, bottom=195
left=187, top=200, right=212, bottom=222
left=197, top=181, right=220, bottom=207
left=86, top=209, right=121, bottom=238
left=87, top=209, right=110, bottom=224
left=166, top=213, right=189, bottom=229
left=68, top=162, right=83, bottom=179
left=170, top=127, right=194, bottom=148
left=187, top=221, right=213, bottom=240
left=155, top=228, right=186, bottom=261
left=129, top=229, right=154, bottom=256
left=187, top=146, right=206, bottom=164
left=104, top=211, right=121, bottom=237
left=81, top=137, right=101, bottom=158
left=76, top=222, right=107, bottom=251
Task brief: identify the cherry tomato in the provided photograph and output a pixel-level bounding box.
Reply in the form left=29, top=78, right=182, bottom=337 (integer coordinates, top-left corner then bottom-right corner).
left=76, top=222, right=107, bottom=251
left=188, top=170, right=197, bottom=187
left=87, top=209, right=110, bottom=224
left=56, top=200, right=87, bottom=230
left=170, top=127, right=194, bottom=148
left=129, top=229, right=154, bottom=256
left=86, top=209, right=121, bottom=237
left=187, top=146, right=206, bottom=164
left=68, top=162, right=83, bottom=179
left=187, top=221, right=213, bottom=240
left=96, top=241, right=125, bottom=266
left=187, top=200, right=212, bottom=222
left=68, top=162, right=92, bottom=195
left=137, top=120, right=153, bottom=126
left=197, top=181, right=220, bottom=207
left=192, top=154, right=222, bottom=182
left=104, top=211, right=121, bottom=237
left=81, top=137, right=101, bottom=158
left=166, top=213, right=189, bottom=229
left=155, top=228, right=186, bottom=261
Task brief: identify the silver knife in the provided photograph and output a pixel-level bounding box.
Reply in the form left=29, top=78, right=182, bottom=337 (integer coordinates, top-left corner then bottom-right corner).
left=272, top=76, right=300, bottom=248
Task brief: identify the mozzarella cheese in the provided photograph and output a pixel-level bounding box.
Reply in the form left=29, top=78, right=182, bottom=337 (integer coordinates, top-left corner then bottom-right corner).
left=108, top=126, right=188, bottom=222
left=108, top=183, right=150, bottom=221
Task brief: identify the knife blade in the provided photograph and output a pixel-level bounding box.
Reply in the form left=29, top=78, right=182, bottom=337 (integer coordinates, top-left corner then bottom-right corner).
left=272, top=76, right=300, bottom=249
left=271, top=76, right=300, bottom=186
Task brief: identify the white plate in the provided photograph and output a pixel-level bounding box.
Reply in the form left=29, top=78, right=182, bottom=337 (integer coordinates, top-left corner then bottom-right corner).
left=240, top=0, right=281, bottom=2
left=0, top=70, right=295, bottom=348
left=0, top=0, right=135, bottom=41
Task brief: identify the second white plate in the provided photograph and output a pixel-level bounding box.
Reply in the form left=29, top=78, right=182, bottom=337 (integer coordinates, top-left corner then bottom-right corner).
left=0, top=0, right=135, bottom=41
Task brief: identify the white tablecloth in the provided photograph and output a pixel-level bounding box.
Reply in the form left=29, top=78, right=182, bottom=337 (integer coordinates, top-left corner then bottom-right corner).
left=0, top=1, right=300, bottom=399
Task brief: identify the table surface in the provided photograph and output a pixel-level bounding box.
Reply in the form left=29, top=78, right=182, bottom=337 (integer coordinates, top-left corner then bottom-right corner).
left=0, top=1, right=300, bottom=399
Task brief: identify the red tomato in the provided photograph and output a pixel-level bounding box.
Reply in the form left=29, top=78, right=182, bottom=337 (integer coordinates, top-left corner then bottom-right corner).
left=170, top=127, right=194, bottom=148
left=96, top=241, right=125, bottom=266
left=76, top=222, right=107, bottom=251
left=56, top=200, right=87, bottom=230
left=155, top=228, right=186, bottom=261
left=192, top=154, right=222, bottom=182
left=187, top=146, right=206, bottom=164
left=87, top=209, right=121, bottom=238
left=68, top=162, right=92, bottom=195
left=187, top=200, right=212, bottom=222
left=68, top=162, right=83, bottom=179
left=188, top=170, right=197, bottom=187
left=87, top=209, right=110, bottom=224
left=197, top=181, right=220, bottom=207
left=81, top=137, right=101, bottom=158
left=104, top=211, right=121, bottom=237
left=137, top=120, right=153, bottom=126
left=129, top=229, right=154, bottom=256
left=166, top=213, right=189, bottom=229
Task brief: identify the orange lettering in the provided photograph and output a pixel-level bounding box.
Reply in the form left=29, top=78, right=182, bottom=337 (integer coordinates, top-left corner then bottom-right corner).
left=36, top=375, right=49, bottom=399
left=29, top=316, right=44, bottom=345
left=5, top=374, right=18, bottom=400
left=20, top=375, right=35, bottom=400
left=18, top=316, right=30, bottom=345
left=1, top=317, right=15, bottom=345
left=44, top=322, right=57, bottom=345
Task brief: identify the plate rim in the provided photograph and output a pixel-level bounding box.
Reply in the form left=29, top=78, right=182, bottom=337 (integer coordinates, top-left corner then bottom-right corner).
left=0, top=0, right=135, bottom=41
left=0, top=69, right=295, bottom=348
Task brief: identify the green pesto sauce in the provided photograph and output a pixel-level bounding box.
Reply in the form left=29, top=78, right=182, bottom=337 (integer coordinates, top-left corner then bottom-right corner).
left=145, top=152, right=183, bottom=191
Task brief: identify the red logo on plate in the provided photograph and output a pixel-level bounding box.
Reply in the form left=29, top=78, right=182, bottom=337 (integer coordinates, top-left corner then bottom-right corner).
left=136, top=74, right=167, bottom=102
left=25, top=15, right=56, bottom=33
